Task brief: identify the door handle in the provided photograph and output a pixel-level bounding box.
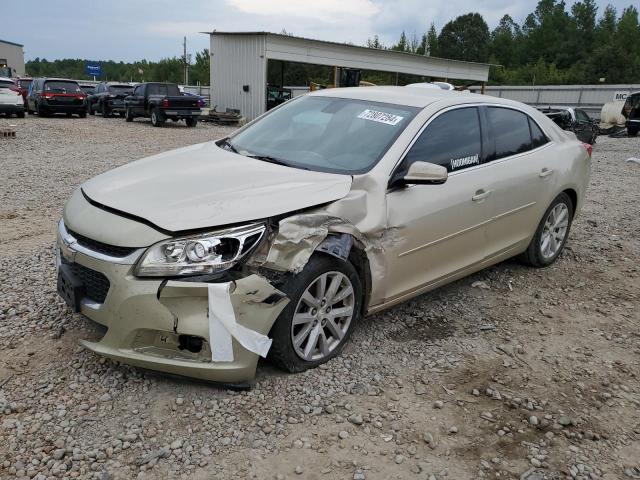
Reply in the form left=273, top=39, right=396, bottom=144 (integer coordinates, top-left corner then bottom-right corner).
left=539, top=168, right=554, bottom=178
left=472, top=189, right=491, bottom=202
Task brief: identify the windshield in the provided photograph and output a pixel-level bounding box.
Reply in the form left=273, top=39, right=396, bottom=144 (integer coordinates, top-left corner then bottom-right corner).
left=44, top=81, right=81, bottom=93
left=18, top=79, right=32, bottom=88
left=228, top=96, right=418, bottom=174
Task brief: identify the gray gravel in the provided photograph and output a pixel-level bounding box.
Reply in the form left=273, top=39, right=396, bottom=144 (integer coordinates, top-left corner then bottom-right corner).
left=1, top=116, right=639, bottom=479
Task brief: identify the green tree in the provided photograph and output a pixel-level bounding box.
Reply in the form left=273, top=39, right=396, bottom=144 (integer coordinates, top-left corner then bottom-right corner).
left=437, top=13, right=490, bottom=62
left=491, top=15, right=522, bottom=67
left=426, top=23, right=439, bottom=56
left=392, top=31, right=408, bottom=52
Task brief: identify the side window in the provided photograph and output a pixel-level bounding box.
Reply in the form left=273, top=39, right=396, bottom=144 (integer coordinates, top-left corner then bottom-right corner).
left=529, top=118, right=549, bottom=149
left=487, top=107, right=532, bottom=160
left=404, top=107, right=482, bottom=172
left=133, top=86, right=141, bottom=96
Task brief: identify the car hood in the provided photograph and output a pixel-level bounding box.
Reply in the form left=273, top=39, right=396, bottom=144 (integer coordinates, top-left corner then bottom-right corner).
left=82, top=141, right=353, bottom=232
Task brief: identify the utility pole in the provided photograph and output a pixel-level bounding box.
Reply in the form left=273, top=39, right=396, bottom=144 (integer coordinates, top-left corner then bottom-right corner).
left=183, top=36, right=189, bottom=85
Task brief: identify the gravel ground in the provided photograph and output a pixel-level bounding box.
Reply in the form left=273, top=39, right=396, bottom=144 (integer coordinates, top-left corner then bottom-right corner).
left=0, top=116, right=639, bottom=480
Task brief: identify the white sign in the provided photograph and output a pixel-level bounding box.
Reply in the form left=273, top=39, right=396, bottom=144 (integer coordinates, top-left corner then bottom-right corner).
left=358, top=109, right=404, bottom=126
left=614, top=91, right=629, bottom=102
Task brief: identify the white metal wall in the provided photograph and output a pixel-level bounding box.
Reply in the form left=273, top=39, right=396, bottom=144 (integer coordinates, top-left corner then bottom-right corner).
left=0, top=41, right=25, bottom=77
left=210, top=34, right=266, bottom=120
left=469, top=84, right=640, bottom=119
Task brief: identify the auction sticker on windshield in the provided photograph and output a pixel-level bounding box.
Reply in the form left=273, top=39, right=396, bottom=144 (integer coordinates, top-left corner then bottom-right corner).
left=358, top=109, right=404, bottom=126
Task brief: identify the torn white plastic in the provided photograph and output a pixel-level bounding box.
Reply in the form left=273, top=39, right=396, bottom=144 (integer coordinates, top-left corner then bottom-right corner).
left=207, top=282, right=273, bottom=362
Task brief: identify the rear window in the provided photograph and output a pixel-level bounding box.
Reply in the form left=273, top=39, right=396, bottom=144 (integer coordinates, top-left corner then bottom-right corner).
left=44, top=81, right=81, bottom=93
left=18, top=79, right=32, bottom=88
left=147, top=84, right=180, bottom=96
left=0, top=79, right=14, bottom=89
left=109, top=85, right=133, bottom=93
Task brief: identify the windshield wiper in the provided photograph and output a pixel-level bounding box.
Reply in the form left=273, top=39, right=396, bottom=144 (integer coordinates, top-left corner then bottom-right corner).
left=246, top=154, right=311, bottom=170
left=219, top=137, right=238, bottom=153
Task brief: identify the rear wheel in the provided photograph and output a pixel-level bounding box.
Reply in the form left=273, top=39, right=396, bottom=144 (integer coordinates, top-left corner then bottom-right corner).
left=628, top=126, right=639, bottom=137
left=268, top=254, right=362, bottom=373
left=79, top=111, right=86, bottom=118
left=185, top=117, right=198, bottom=128
left=125, top=107, right=134, bottom=122
left=518, top=193, right=573, bottom=267
left=16, top=111, right=25, bottom=118
left=88, top=103, right=95, bottom=115
left=101, top=102, right=111, bottom=118
left=36, top=102, right=48, bottom=117
left=151, top=108, right=164, bottom=127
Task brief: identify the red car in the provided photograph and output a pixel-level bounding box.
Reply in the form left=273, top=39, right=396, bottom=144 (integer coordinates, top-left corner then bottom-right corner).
left=15, top=77, right=33, bottom=108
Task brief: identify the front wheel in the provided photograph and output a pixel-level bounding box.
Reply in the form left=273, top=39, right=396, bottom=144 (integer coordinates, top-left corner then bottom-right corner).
left=150, top=108, right=164, bottom=127
left=518, top=192, right=574, bottom=267
left=268, top=254, right=362, bottom=373
left=16, top=111, right=25, bottom=118
left=185, top=117, right=198, bottom=128
left=125, top=107, right=133, bottom=122
left=628, top=126, right=639, bottom=137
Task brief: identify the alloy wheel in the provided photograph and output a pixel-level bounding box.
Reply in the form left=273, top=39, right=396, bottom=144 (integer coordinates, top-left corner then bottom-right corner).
left=291, top=271, right=355, bottom=362
left=540, top=203, right=569, bottom=259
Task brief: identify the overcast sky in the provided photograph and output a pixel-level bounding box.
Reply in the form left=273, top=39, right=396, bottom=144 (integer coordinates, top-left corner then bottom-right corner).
left=4, top=0, right=635, bottom=62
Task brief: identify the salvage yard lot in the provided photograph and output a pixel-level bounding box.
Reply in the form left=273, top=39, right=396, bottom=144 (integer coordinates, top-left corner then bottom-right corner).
left=0, top=116, right=639, bottom=479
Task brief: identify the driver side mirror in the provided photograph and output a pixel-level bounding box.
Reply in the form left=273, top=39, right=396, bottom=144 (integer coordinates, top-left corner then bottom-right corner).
left=401, top=161, right=448, bottom=185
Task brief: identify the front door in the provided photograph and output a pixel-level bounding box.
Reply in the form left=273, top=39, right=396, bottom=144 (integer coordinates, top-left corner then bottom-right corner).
left=385, top=107, right=493, bottom=302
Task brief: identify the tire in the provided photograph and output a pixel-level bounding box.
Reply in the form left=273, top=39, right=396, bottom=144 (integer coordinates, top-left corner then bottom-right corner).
left=66, top=113, right=72, bottom=117
left=101, top=102, right=111, bottom=118
left=518, top=192, right=574, bottom=268
left=119, top=112, right=125, bottom=118
left=88, top=103, right=95, bottom=115
left=628, top=126, right=639, bottom=137
left=151, top=108, right=164, bottom=127
left=125, top=107, right=134, bottom=122
left=185, top=117, right=197, bottom=128
left=16, top=111, right=25, bottom=118
left=79, top=111, right=86, bottom=118
left=268, top=254, right=362, bottom=373
left=36, top=102, right=48, bottom=117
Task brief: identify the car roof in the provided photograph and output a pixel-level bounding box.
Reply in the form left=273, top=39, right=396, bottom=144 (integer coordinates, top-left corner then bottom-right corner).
left=41, top=78, right=80, bottom=83
left=308, top=86, right=526, bottom=109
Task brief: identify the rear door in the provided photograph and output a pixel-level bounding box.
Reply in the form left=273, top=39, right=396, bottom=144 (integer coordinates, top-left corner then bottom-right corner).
left=129, top=85, right=145, bottom=114
left=482, top=106, right=555, bottom=258
left=385, top=106, right=494, bottom=301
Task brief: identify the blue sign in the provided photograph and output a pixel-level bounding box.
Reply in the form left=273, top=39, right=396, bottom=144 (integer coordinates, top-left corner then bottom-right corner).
left=85, top=63, right=102, bottom=77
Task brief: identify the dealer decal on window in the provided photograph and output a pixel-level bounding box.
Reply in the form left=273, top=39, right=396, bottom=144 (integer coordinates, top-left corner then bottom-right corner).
left=450, top=154, right=480, bottom=170
left=357, top=109, right=404, bottom=126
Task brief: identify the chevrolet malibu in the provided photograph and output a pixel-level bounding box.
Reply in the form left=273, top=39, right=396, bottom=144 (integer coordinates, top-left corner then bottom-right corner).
left=57, top=87, right=591, bottom=384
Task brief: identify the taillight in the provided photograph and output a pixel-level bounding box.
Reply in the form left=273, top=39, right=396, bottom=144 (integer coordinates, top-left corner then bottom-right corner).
left=197, top=99, right=205, bottom=107
left=582, top=142, right=592, bottom=157
left=42, top=93, right=54, bottom=99
left=78, top=95, right=85, bottom=100
left=162, top=98, right=169, bottom=108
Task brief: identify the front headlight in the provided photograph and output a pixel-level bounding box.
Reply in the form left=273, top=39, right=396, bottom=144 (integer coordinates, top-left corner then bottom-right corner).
left=134, top=223, right=266, bottom=277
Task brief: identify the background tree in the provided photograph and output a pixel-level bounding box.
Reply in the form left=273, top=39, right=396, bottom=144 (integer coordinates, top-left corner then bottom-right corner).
left=437, top=13, right=490, bottom=62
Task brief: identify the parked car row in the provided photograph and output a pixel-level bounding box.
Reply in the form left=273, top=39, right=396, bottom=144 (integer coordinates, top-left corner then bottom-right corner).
left=1, top=77, right=204, bottom=126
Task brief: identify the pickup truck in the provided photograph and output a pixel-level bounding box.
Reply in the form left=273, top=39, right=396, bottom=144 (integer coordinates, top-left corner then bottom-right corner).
left=124, top=82, right=202, bottom=127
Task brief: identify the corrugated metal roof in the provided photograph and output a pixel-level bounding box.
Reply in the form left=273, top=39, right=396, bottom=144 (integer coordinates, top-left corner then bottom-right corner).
left=0, top=39, right=24, bottom=47
left=205, top=31, right=494, bottom=68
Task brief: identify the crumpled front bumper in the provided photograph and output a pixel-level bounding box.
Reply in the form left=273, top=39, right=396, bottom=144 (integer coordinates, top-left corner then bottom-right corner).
left=56, top=221, right=289, bottom=384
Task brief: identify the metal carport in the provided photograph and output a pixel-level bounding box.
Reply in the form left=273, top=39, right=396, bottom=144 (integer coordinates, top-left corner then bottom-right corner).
left=206, top=31, right=491, bottom=120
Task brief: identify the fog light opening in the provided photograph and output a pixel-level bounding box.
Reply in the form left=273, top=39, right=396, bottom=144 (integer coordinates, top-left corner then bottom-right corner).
left=178, top=335, right=204, bottom=353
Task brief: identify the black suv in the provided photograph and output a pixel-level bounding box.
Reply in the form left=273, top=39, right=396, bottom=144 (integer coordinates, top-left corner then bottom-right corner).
left=27, top=78, right=87, bottom=117
left=87, top=82, right=134, bottom=117
left=623, top=92, right=640, bottom=136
